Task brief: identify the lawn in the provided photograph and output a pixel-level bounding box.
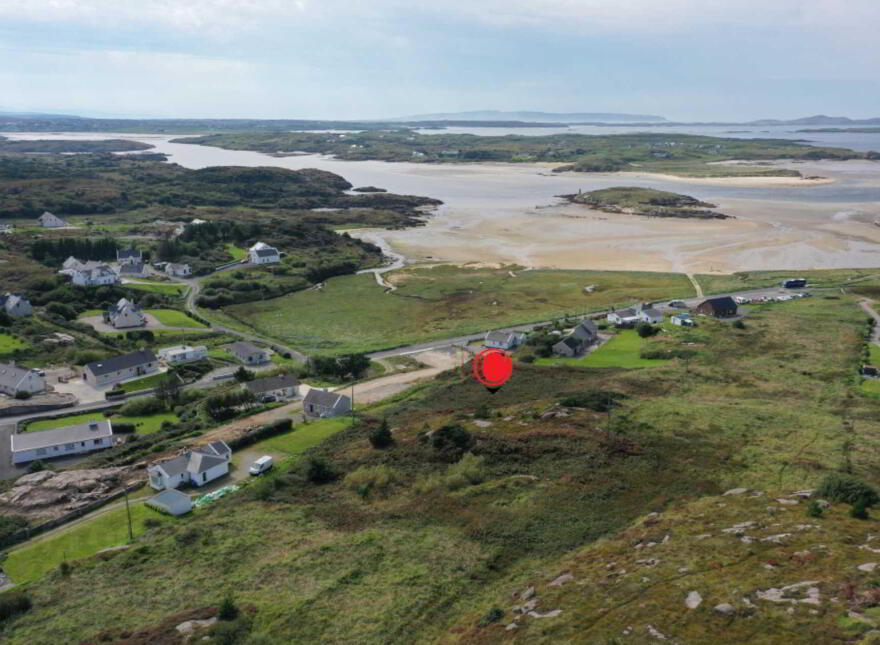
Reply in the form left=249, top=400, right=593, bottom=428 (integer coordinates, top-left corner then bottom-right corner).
left=125, top=282, right=187, bottom=297
left=221, top=266, right=695, bottom=354
left=4, top=502, right=173, bottom=585
left=694, top=268, right=880, bottom=296
left=26, top=411, right=179, bottom=435
left=536, top=329, right=672, bottom=368
left=225, top=242, right=248, bottom=260
left=261, top=416, right=352, bottom=456
left=121, top=371, right=176, bottom=393
left=145, top=308, right=207, bottom=328
left=0, top=332, right=28, bottom=354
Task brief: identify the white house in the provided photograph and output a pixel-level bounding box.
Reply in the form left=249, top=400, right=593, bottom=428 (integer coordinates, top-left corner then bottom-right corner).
left=116, top=248, right=143, bottom=265
left=245, top=373, right=299, bottom=401
left=0, top=293, right=33, bottom=317
left=117, top=262, right=148, bottom=278
left=107, top=298, right=146, bottom=329
left=248, top=242, right=281, bottom=265
left=158, top=345, right=208, bottom=364
left=84, top=350, right=158, bottom=388
left=146, top=488, right=192, bottom=516
left=60, top=259, right=119, bottom=286
left=164, top=263, right=192, bottom=277
left=637, top=305, right=664, bottom=325
left=228, top=341, right=270, bottom=365
left=303, top=389, right=352, bottom=418
left=0, top=362, right=45, bottom=397
left=38, top=211, right=68, bottom=228
left=0, top=224, right=12, bottom=234
left=147, top=440, right=232, bottom=490
left=11, top=419, right=113, bottom=464
left=484, top=330, right=525, bottom=350
left=607, top=307, right=640, bottom=327
left=671, top=313, right=696, bottom=327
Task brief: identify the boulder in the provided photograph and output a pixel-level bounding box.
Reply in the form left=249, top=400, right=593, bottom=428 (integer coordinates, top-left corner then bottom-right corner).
left=686, top=591, right=703, bottom=609
left=714, top=603, right=736, bottom=616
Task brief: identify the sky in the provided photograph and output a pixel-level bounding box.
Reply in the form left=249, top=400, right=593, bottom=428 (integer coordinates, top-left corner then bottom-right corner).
left=1, top=0, right=879, bottom=121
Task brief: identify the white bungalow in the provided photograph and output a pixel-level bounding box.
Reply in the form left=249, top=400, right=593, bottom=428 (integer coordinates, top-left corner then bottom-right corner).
left=607, top=307, right=640, bottom=327
left=637, top=305, right=664, bottom=325
left=248, top=242, right=281, bottom=265
left=484, top=330, right=525, bottom=351
left=11, top=419, right=113, bottom=464
left=147, top=441, right=232, bottom=490
left=38, top=211, right=68, bottom=228
left=107, top=298, right=146, bottom=329
left=158, top=345, right=208, bottom=364
left=164, top=263, right=192, bottom=277
left=0, top=293, right=33, bottom=317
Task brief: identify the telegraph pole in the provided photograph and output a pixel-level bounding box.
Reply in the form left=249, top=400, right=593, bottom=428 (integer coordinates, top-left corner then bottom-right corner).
left=124, top=487, right=133, bottom=542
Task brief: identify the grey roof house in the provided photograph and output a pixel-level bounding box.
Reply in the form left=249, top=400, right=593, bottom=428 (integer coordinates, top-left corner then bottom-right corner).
left=148, top=441, right=232, bottom=490
left=0, top=362, right=45, bottom=397
left=11, top=419, right=113, bottom=464
left=116, top=248, right=143, bottom=265
left=0, top=293, right=33, bottom=318
left=303, top=389, right=352, bottom=418
left=552, top=319, right=600, bottom=358
left=245, top=373, right=299, bottom=400
left=228, top=341, right=270, bottom=365
left=84, top=350, right=158, bottom=387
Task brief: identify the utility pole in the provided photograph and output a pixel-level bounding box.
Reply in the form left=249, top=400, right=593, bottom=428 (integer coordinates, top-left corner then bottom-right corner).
left=351, top=382, right=355, bottom=421
left=124, top=487, right=133, bottom=542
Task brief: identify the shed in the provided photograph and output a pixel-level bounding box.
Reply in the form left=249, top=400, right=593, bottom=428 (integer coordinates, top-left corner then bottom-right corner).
left=695, top=296, right=738, bottom=318
left=147, top=489, right=192, bottom=516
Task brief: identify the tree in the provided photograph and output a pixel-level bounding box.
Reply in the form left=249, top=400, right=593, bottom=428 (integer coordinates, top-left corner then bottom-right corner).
left=305, top=456, right=337, bottom=484
left=155, top=373, right=181, bottom=408
left=369, top=419, right=393, bottom=449
left=234, top=366, right=255, bottom=382
left=431, top=424, right=473, bottom=460
left=218, top=592, right=239, bottom=620
left=637, top=322, right=658, bottom=338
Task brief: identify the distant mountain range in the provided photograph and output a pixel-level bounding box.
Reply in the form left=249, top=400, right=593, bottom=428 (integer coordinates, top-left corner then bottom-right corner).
left=390, top=110, right=668, bottom=123
left=748, top=114, right=880, bottom=126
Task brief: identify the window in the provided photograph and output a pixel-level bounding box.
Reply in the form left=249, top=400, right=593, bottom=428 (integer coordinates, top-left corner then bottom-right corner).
left=81, top=442, right=85, bottom=447
left=53, top=446, right=59, bottom=451
left=65, top=443, right=74, bottom=451
left=94, top=438, right=103, bottom=445
left=36, top=448, right=46, bottom=455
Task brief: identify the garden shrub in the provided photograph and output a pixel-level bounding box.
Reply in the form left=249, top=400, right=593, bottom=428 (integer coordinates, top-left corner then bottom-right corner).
left=816, top=473, right=879, bottom=506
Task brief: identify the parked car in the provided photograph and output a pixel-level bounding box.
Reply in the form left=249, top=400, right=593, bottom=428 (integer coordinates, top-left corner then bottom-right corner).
left=249, top=455, right=274, bottom=476
left=668, top=300, right=687, bottom=308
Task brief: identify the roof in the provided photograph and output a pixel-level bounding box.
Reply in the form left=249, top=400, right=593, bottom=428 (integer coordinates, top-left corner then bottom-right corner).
left=254, top=248, right=279, bottom=258
left=485, top=330, right=514, bottom=344
left=11, top=420, right=112, bottom=453
left=151, top=454, right=189, bottom=477
left=202, top=440, right=231, bottom=458
left=149, top=488, right=191, bottom=507
left=304, top=388, right=350, bottom=410
left=166, top=263, right=190, bottom=272
left=1, top=293, right=29, bottom=309
left=159, top=344, right=206, bottom=355
left=559, top=336, right=581, bottom=350
left=612, top=308, right=638, bottom=318
left=249, top=241, right=272, bottom=251
left=85, top=350, right=157, bottom=377
left=640, top=307, right=663, bottom=317
left=572, top=320, right=598, bottom=340
left=672, top=312, right=693, bottom=319
left=228, top=341, right=264, bottom=357
left=245, top=373, right=299, bottom=395
left=187, top=451, right=226, bottom=474
left=117, top=248, right=142, bottom=259
left=0, top=362, right=37, bottom=392
left=119, top=262, right=146, bottom=274
left=699, top=296, right=738, bottom=311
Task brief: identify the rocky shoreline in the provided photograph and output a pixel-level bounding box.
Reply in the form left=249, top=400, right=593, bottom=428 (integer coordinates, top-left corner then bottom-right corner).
left=560, top=187, right=733, bottom=220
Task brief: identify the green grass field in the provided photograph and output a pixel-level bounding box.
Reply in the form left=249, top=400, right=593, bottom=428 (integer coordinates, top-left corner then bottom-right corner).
left=26, top=411, right=179, bottom=435
left=535, top=329, right=672, bottom=369
left=4, top=503, right=173, bottom=585
left=221, top=266, right=695, bottom=354
left=261, top=416, right=352, bottom=456
left=0, top=332, right=28, bottom=354
left=145, top=309, right=207, bottom=328
left=125, top=282, right=187, bottom=296
left=694, top=268, right=880, bottom=295
left=225, top=242, right=248, bottom=260
left=121, top=371, right=174, bottom=393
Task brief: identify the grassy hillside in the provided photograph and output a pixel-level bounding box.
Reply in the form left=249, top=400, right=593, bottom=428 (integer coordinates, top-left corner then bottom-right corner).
left=565, top=186, right=729, bottom=219
left=218, top=265, right=695, bottom=354
left=174, top=131, right=866, bottom=177
left=4, top=295, right=880, bottom=644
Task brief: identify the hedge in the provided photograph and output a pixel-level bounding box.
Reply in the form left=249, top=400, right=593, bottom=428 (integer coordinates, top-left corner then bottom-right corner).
left=229, top=418, right=293, bottom=450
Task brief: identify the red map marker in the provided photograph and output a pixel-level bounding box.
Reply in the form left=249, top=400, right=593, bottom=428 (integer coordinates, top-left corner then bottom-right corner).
left=472, top=348, right=513, bottom=392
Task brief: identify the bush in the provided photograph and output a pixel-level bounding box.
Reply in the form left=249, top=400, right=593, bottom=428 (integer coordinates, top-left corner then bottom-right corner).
left=229, top=418, right=292, bottom=450
left=733, top=319, right=746, bottom=329
left=304, top=456, right=337, bottom=484
left=478, top=607, right=504, bottom=627
left=118, top=396, right=166, bottom=416
left=368, top=419, right=393, bottom=449
left=558, top=390, right=627, bottom=412
left=143, top=517, right=162, bottom=529
left=445, top=453, right=487, bottom=491
left=234, top=366, right=255, bottom=382
left=27, top=460, right=46, bottom=474
left=431, top=424, right=473, bottom=459
left=637, top=323, right=659, bottom=338
left=806, top=500, right=824, bottom=518
left=520, top=355, right=536, bottom=364
left=344, top=465, right=400, bottom=498
left=852, top=498, right=870, bottom=520
left=816, top=473, right=879, bottom=506
left=218, top=592, right=239, bottom=621
left=13, top=390, right=31, bottom=400
left=640, top=348, right=698, bottom=360
left=0, top=515, right=28, bottom=545
left=0, top=592, right=32, bottom=621
left=112, top=423, right=136, bottom=434
left=59, top=561, right=71, bottom=577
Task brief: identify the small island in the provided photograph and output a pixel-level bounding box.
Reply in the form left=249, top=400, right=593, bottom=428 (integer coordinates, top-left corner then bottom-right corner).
left=561, top=186, right=732, bottom=219
left=0, top=138, right=154, bottom=153
left=352, top=186, right=388, bottom=193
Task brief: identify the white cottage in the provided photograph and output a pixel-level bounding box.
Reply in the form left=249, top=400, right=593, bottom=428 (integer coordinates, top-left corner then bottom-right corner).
left=0, top=293, right=33, bottom=317
left=11, top=419, right=113, bottom=464
left=38, top=211, right=69, bottom=228
left=158, top=345, right=208, bottom=364
left=107, top=298, right=146, bottom=329
left=147, top=441, right=232, bottom=490
left=248, top=242, right=281, bottom=265
left=0, top=362, right=45, bottom=397
left=84, top=350, right=158, bottom=388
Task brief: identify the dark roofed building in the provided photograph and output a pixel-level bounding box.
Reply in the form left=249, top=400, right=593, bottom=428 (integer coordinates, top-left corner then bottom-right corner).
left=304, top=388, right=352, bottom=418
left=695, top=296, right=738, bottom=318
left=245, top=373, right=299, bottom=400
left=84, top=350, right=158, bottom=387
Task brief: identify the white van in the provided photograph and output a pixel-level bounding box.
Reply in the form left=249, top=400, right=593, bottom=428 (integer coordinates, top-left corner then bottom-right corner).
left=249, top=455, right=273, bottom=476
